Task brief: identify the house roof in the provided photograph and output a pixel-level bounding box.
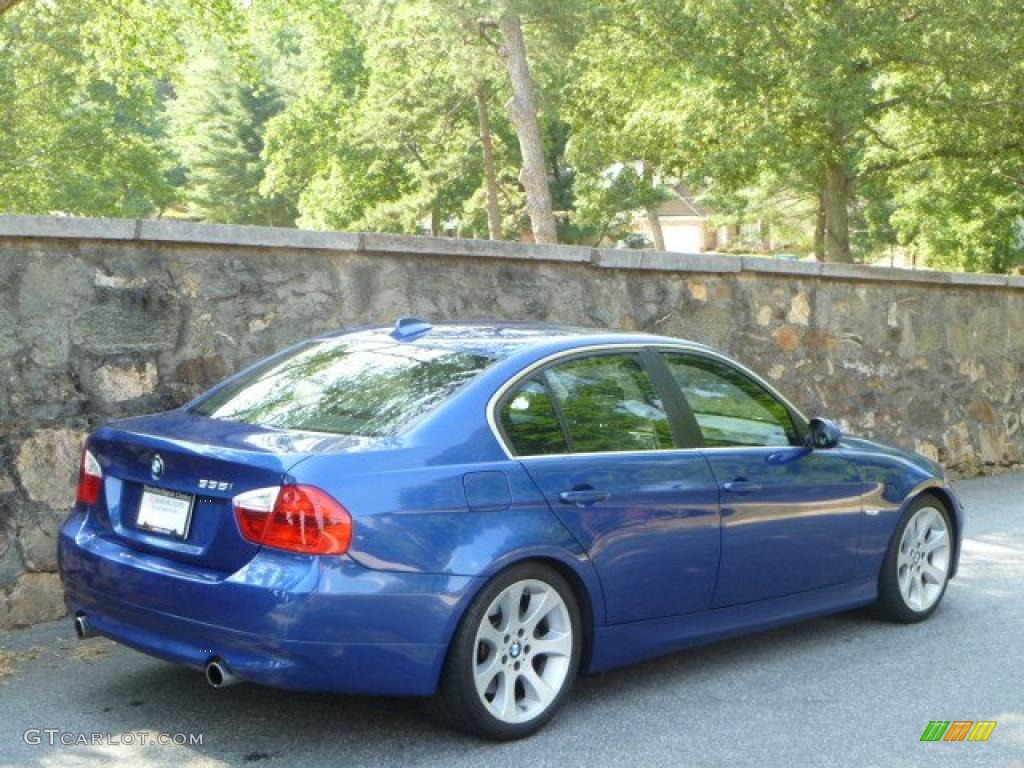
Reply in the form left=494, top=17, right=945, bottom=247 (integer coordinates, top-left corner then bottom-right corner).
left=655, top=185, right=714, bottom=218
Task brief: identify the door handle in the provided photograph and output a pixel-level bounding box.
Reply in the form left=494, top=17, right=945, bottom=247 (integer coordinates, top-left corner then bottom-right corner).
left=559, top=489, right=610, bottom=507
left=722, top=479, right=763, bottom=494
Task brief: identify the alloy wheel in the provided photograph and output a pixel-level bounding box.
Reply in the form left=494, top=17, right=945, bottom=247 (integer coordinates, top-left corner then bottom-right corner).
left=897, top=505, right=951, bottom=612
left=472, top=579, right=573, bottom=724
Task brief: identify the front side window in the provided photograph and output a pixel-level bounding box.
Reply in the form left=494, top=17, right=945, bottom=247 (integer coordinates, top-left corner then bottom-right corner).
left=545, top=354, right=674, bottom=453
left=662, top=353, right=798, bottom=447
left=192, top=339, right=495, bottom=437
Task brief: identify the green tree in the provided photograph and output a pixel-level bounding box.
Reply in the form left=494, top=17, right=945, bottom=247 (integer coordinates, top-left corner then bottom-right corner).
left=169, top=38, right=296, bottom=225
left=891, top=161, right=1024, bottom=273
left=261, top=1, right=525, bottom=237
left=5, top=0, right=1024, bottom=272
left=0, top=1, right=174, bottom=216
left=571, top=0, right=1024, bottom=264
left=259, top=3, right=389, bottom=230
left=349, top=3, right=497, bottom=234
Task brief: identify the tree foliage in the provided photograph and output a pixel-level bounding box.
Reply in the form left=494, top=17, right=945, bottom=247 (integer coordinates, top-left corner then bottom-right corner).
left=574, top=0, right=1024, bottom=268
left=1, top=0, right=1023, bottom=272
left=169, top=36, right=296, bottom=225
left=0, top=1, right=175, bottom=216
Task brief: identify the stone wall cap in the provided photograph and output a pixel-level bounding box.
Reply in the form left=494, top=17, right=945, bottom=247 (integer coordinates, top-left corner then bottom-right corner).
left=0, top=214, right=1019, bottom=289
left=136, top=219, right=362, bottom=251
left=0, top=214, right=136, bottom=241
left=630, top=250, right=742, bottom=273
left=361, top=232, right=592, bottom=263
left=819, top=262, right=953, bottom=285
left=741, top=256, right=823, bottom=276
left=1006, top=274, right=1024, bottom=288
left=592, top=248, right=644, bottom=269
left=947, top=271, right=1009, bottom=287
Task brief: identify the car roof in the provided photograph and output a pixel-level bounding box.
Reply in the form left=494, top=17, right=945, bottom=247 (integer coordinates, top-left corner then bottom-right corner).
left=318, top=320, right=715, bottom=360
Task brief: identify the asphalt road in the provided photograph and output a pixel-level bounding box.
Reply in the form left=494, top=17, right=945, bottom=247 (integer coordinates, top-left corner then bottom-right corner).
left=1, top=473, right=1022, bottom=768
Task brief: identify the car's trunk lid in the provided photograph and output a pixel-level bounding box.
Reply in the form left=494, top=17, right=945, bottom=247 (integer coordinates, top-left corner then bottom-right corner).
left=86, top=410, right=370, bottom=574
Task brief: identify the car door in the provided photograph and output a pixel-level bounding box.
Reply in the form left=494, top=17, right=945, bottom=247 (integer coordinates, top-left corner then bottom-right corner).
left=658, top=351, right=864, bottom=607
left=496, top=349, right=720, bottom=625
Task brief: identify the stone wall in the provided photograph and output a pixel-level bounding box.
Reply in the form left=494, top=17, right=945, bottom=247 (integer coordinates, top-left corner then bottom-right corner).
left=1, top=215, right=1022, bottom=628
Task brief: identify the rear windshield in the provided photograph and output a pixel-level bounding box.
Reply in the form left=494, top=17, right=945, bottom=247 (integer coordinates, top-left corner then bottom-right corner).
left=192, top=338, right=496, bottom=437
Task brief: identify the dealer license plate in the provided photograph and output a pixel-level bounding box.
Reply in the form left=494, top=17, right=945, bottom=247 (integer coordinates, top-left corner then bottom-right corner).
left=136, top=485, right=194, bottom=539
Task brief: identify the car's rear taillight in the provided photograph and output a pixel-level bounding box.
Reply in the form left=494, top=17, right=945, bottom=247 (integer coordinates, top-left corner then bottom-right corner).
left=74, top=448, right=101, bottom=507
left=233, top=485, right=353, bottom=555
left=233, top=486, right=280, bottom=542
left=76, top=447, right=103, bottom=506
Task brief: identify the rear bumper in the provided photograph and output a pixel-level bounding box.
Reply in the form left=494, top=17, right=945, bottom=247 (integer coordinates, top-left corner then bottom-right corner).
left=59, top=509, right=481, bottom=695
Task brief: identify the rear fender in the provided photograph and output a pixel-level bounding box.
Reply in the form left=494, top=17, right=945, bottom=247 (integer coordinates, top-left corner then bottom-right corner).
left=432, top=545, right=607, bottom=677
left=289, top=456, right=604, bottom=610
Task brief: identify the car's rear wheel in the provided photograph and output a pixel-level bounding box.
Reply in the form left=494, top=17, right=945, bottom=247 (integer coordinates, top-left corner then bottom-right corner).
left=874, top=495, right=954, bottom=622
left=437, top=563, right=582, bottom=740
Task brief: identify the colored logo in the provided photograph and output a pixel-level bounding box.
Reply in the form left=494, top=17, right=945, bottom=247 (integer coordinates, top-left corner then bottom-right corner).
left=920, top=720, right=997, bottom=742
left=150, top=454, right=165, bottom=479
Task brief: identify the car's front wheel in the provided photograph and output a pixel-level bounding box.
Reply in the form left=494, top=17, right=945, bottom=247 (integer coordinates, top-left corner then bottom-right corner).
left=437, top=563, right=582, bottom=740
left=874, top=495, right=954, bottom=622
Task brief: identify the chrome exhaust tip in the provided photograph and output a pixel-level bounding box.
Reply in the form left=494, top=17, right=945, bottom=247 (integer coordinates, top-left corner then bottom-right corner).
left=73, top=615, right=95, bottom=639
left=205, top=660, right=239, bottom=688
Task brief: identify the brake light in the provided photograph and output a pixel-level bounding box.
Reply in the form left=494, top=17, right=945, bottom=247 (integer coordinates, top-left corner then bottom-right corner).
left=233, top=485, right=353, bottom=555
left=76, top=447, right=103, bottom=506
left=232, top=486, right=280, bottom=541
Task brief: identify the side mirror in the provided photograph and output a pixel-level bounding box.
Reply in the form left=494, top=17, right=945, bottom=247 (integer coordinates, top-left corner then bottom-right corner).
left=807, top=418, right=842, bottom=450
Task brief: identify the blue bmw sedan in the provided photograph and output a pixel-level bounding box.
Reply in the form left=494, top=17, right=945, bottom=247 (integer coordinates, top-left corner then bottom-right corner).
left=59, top=320, right=963, bottom=739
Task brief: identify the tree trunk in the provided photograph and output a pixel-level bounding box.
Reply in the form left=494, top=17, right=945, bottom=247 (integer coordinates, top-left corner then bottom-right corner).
left=0, top=1, right=25, bottom=17
left=473, top=78, right=503, bottom=241
left=823, top=163, right=853, bottom=262
left=497, top=13, right=558, bottom=244
left=813, top=189, right=827, bottom=262
left=645, top=206, right=666, bottom=250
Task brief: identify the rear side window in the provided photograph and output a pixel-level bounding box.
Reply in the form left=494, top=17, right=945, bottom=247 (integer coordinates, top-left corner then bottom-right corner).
left=193, top=339, right=494, bottom=437
left=662, top=353, right=798, bottom=447
left=500, top=377, right=569, bottom=456
left=546, top=354, right=674, bottom=453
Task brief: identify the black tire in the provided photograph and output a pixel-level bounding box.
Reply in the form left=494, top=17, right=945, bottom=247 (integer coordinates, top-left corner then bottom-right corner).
left=435, top=562, right=582, bottom=740
left=873, top=494, right=955, bottom=623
